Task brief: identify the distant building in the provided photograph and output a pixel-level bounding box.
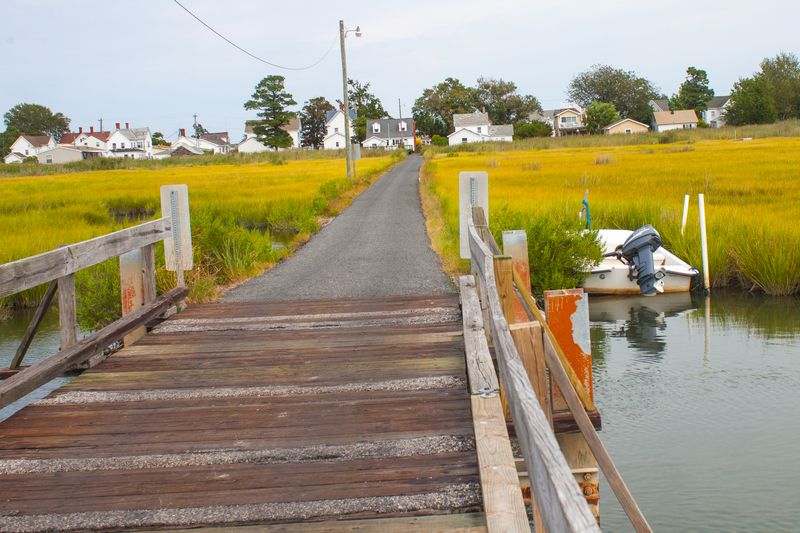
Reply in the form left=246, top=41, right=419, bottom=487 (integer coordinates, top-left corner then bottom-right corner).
left=702, top=96, right=730, bottom=128
left=652, top=110, right=699, bottom=132
left=362, top=118, right=415, bottom=150
left=533, top=106, right=585, bottom=136
left=36, top=145, right=104, bottom=164
left=603, top=118, right=650, bottom=135
left=3, top=134, right=55, bottom=163
left=649, top=99, right=671, bottom=113
left=171, top=129, right=231, bottom=154
left=59, top=127, right=111, bottom=151
left=323, top=109, right=357, bottom=150
left=107, top=123, right=152, bottom=159
left=238, top=118, right=301, bottom=153
left=447, top=111, right=514, bottom=145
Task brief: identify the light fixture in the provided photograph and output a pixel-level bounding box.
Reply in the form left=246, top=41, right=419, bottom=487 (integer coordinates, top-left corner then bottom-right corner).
left=355, top=26, right=362, bottom=37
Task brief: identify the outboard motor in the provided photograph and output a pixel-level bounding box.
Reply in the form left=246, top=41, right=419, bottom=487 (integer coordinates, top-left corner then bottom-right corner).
left=619, top=225, right=664, bottom=296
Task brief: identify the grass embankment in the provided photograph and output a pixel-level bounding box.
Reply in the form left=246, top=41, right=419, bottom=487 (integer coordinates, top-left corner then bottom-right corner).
left=421, top=137, right=800, bottom=296
left=0, top=152, right=402, bottom=326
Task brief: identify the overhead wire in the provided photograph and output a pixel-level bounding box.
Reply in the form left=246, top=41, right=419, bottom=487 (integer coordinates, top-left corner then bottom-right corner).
left=171, top=0, right=337, bottom=71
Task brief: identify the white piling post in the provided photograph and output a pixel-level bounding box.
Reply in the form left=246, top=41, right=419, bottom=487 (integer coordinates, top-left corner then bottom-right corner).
left=698, top=193, right=710, bottom=293
left=161, top=185, right=193, bottom=288
left=680, top=194, right=689, bottom=235
left=458, top=172, right=488, bottom=259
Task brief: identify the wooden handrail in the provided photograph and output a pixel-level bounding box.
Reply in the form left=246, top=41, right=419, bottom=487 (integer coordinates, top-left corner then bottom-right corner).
left=0, top=217, right=171, bottom=298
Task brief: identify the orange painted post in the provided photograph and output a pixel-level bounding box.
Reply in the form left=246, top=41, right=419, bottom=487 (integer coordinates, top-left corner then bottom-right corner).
left=544, top=288, right=599, bottom=520
left=502, top=230, right=532, bottom=322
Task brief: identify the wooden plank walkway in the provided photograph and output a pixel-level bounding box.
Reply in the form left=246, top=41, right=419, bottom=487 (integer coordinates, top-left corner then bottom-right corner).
left=0, top=294, right=485, bottom=532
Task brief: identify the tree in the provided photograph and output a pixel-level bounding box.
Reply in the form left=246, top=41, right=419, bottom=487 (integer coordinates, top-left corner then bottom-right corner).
left=4, top=103, right=70, bottom=141
left=725, top=75, right=777, bottom=125
left=584, top=101, right=621, bottom=134
left=338, top=79, right=387, bottom=143
left=758, top=52, right=800, bottom=120
left=430, top=134, right=448, bottom=146
left=474, top=77, right=542, bottom=125
left=413, top=77, right=479, bottom=136
left=514, top=121, right=552, bottom=139
left=151, top=132, right=168, bottom=146
left=567, top=65, right=660, bottom=124
left=1, top=125, right=20, bottom=158
left=243, top=75, right=297, bottom=150
left=670, top=67, right=715, bottom=113
left=299, top=96, right=334, bottom=149
left=192, top=123, right=209, bottom=138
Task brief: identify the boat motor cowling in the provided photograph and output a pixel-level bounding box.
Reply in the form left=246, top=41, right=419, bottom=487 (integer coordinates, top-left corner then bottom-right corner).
left=619, top=225, right=665, bottom=296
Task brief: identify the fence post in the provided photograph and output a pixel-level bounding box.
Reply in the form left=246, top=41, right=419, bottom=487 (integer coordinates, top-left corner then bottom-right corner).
left=459, top=171, right=488, bottom=259
left=57, top=274, right=78, bottom=350
left=160, top=185, right=192, bottom=291
left=544, top=288, right=599, bottom=520
left=119, top=243, right=157, bottom=346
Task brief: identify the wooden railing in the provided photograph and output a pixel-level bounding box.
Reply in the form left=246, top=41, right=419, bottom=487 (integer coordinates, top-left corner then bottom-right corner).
left=460, top=170, right=652, bottom=532
left=0, top=185, right=193, bottom=408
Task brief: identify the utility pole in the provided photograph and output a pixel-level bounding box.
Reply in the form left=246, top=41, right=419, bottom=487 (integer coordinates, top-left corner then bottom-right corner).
left=398, top=98, right=404, bottom=151
left=339, top=20, right=361, bottom=178
left=98, top=118, right=103, bottom=132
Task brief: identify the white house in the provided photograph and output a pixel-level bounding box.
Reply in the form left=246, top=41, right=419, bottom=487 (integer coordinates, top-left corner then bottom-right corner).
left=107, top=123, right=152, bottom=159
left=36, top=145, right=105, bottom=164
left=652, top=110, right=699, bottom=132
left=171, top=129, right=231, bottom=154
left=238, top=118, right=301, bottom=153
left=3, top=134, right=55, bottom=163
left=362, top=118, right=415, bottom=150
left=323, top=109, right=356, bottom=150
left=702, top=96, right=730, bottom=128
left=59, top=127, right=111, bottom=151
left=447, top=111, right=514, bottom=145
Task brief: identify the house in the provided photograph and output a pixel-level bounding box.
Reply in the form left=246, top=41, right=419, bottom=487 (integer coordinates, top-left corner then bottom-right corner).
left=551, top=107, right=585, bottom=136
left=362, top=118, right=415, bottom=150
left=649, top=99, right=671, bottom=113
left=702, top=95, right=730, bottom=128
left=152, top=146, right=172, bottom=160
left=169, top=145, right=204, bottom=157
left=171, top=129, right=231, bottom=154
left=3, top=134, right=55, bottom=163
left=323, top=109, right=357, bottom=150
left=603, top=118, right=650, bottom=135
left=36, top=145, right=104, bottom=164
left=238, top=118, right=302, bottom=153
left=107, top=122, right=152, bottom=159
left=447, top=111, right=514, bottom=145
left=652, top=110, right=698, bottom=132
left=59, top=127, right=111, bottom=151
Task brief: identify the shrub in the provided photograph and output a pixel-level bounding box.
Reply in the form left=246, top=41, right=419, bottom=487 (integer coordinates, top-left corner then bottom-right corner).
left=431, top=135, right=448, bottom=146
left=514, top=121, right=553, bottom=139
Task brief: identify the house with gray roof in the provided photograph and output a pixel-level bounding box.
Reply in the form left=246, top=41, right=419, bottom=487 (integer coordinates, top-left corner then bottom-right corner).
left=362, top=118, right=415, bottom=151
left=702, top=95, right=730, bottom=128
left=107, top=122, right=152, bottom=159
left=447, top=110, right=514, bottom=145
left=172, top=128, right=231, bottom=154
left=323, top=109, right=357, bottom=150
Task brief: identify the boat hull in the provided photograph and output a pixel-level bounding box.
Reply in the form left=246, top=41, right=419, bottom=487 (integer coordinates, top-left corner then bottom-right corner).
left=583, top=266, right=694, bottom=295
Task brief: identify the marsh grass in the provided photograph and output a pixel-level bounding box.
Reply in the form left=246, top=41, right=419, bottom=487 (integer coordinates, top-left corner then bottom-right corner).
left=1, top=154, right=398, bottom=328
left=422, top=137, right=800, bottom=295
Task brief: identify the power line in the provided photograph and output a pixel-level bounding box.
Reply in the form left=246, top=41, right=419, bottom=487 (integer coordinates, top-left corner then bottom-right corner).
left=172, top=0, right=337, bottom=71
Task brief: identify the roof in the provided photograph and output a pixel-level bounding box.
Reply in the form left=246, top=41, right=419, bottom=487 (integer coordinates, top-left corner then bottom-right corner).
left=447, top=127, right=483, bottom=139
left=244, top=117, right=301, bottom=135
left=42, top=145, right=105, bottom=154
left=110, top=148, right=146, bottom=153
left=170, top=145, right=204, bottom=156
left=529, top=111, right=553, bottom=123
left=452, top=111, right=490, bottom=128
left=488, top=124, right=514, bottom=137
left=200, top=132, right=230, bottom=146
left=553, top=107, right=582, bottom=117
left=706, top=95, right=730, bottom=109
left=650, top=99, right=670, bottom=112
left=20, top=135, right=52, bottom=147
left=325, top=109, right=357, bottom=123
left=114, top=127, right=150, bottom=142
left=59, top=131, right=112, bottom=145
left=58, top=133, right=81, bottom=145
left=603, top=118, right=650, bottom=131
left=364, top=118, right=414, bottom=140
left=653, top=110, right=698, bottom=125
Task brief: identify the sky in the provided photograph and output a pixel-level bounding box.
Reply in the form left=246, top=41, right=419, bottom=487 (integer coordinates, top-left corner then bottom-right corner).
left=2, top=0, right=799, bottom=142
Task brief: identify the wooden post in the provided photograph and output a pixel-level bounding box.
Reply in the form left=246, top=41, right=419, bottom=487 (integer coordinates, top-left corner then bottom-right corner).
left=161, top=185, right=192, bottom=291
left=544, top=289, right=599, bottom=521
left=459, top=171, right=488, bottom=259
left=502, top=230, right=531, bottom=295
left=493, top=255, right=514, bottom=422
left=57, top=274, right=78, bottom=350
left=10, top=281, right=58, bottom=369
left=119, top=243, right=156, bottom=346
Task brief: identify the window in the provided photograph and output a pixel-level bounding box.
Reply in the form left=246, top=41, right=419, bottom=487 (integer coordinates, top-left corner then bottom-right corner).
left=112, top=143, right=117, bottom=150
left=561, top=115, right=577, bottom=125
left=372, top=123, right=380, bottom=133
left=625, top=129, right=632, bottom=134
left=335, top=141, right=340, bottom=147
left=137, top=141, right=142, bottom=148
left=399, top=121, right=407, bottom=132
left=462, top=138, right=468, bottom=143
left=477, top=126, right=482, bottom=133
left=121, top=142, right=126, bottom=149
left=46, top=156, right=52, bottom=164
left=96, top=142, right=100, bottom=147
left=334, top=127, right=339, bottom=133
left=24, top=149, right=29, bottom=155
left=711, top=111, right=716, bottom=117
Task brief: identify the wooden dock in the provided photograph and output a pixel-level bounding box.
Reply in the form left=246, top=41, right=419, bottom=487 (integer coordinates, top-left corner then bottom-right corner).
left=0, top=294, right=489, bottom=531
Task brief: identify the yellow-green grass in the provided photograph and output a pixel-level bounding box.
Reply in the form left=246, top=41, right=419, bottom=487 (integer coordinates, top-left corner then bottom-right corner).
left=0, top=155, right=398, bottom=326
left=422, top=137, right=800, bottom=295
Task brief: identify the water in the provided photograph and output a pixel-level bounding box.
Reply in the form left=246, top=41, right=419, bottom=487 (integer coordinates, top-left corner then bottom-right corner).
left=0, top=308, right=71, bottom=421
left=590, top=290, right=800, bottom=532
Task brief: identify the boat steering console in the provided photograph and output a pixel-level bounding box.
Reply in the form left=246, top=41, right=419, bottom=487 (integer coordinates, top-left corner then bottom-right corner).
left=603, top=225, right=667, bottom=296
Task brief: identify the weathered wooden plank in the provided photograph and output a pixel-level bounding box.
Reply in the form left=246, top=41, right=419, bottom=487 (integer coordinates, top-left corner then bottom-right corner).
left=0, top=218, right=170, bottom=298
left=458, top=276, right=498, bottom=395
left=0, top=287, right=187, bottom=409
left=470, top=395, right=529, bottom=532
left=57, top=273, right=78, bottom=350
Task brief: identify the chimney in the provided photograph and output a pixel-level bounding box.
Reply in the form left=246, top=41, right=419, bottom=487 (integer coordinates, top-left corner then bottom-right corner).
left=90, top=126, right=94, bottom=133
left=115, top=122, right=121, bottom=130
left=125, top=122, right=129, bottom=129
left=79, top=127, right=83, bottom=133
left=180, top=128, right=186, bottom=137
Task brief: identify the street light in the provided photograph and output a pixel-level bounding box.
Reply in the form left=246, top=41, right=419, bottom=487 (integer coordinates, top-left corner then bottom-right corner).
left=339, top=20, right=361, bottom=178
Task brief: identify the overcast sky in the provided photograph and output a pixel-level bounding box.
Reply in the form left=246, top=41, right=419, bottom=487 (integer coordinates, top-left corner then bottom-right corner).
left=3, top=0, right=798, bottom=141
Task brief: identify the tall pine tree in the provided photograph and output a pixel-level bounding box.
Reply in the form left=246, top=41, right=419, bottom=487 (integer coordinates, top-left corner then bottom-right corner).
left=670, top=67, right=715, bottom=113
left=244, top=75, right=297, bottom=149
left=299, top=97, right=334, bottom=149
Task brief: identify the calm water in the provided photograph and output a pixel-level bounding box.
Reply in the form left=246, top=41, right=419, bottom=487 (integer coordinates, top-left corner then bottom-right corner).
left=590, top=290, right=800, bottom=532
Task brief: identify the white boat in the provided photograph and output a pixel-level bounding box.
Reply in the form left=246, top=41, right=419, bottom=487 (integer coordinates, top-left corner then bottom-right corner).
left=582, top=229, right=698, bottom=295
